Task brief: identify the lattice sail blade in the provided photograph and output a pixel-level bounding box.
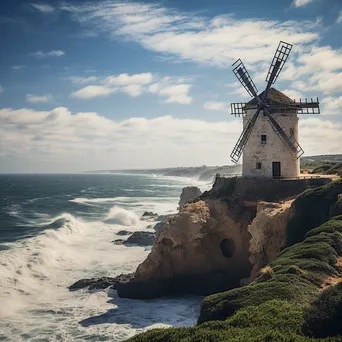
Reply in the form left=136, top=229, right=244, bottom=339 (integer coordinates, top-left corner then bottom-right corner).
left=263, top=108, right=304, bottom=158
left=267, top=97, right=320, bottom=114
left=266, top=41, right=293, bottom=86
left=291, top=98, right=320, bottom=114
left=230, top=102, right=251, bottom=116
left=230, top=108, right=261, bottom=163
left=232, top=59, right=259, bottom=98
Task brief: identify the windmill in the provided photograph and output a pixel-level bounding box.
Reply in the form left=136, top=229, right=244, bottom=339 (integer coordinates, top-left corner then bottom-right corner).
left=230, top=41, right=320, bottom=178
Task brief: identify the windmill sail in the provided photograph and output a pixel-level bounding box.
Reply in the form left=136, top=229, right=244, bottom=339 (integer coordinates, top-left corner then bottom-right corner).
left=265, top=41, right=293, bottom=87
left=229, top=41, right=314, bottom=169
left=263, top=108, right=304, bottom=158
left=230, top=102, right=247, bottom=116
left=230, top=108, right=261, bottom=163
left=266, top=98, right=320, bottom=114
left=232, top=59, right=259, bottom=99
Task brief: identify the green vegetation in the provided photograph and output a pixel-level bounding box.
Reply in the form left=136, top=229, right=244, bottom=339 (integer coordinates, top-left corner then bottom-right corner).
left=300, top=160, right=342, bottom=177
left=127, top=180, right=342, bottom=342
left=286, top=179, right=342, bottom=246
left=303, top=282, right=342, bottom=338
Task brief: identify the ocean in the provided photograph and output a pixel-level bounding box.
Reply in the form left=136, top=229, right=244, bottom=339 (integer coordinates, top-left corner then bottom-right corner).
left=0, top=173, right=206, bottom=341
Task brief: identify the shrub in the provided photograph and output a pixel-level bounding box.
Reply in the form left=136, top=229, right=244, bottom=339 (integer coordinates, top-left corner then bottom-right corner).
left=303, top=283, right=342, bottom=338
left=286, top=179, right=342, bottom=246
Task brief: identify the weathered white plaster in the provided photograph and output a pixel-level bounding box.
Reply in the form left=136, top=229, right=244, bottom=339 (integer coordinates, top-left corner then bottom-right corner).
left=242, top=109, right=300, bottom=178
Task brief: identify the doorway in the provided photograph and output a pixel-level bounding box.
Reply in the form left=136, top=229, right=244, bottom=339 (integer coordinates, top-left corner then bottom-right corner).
left=272, top=162, right=281, bottom=178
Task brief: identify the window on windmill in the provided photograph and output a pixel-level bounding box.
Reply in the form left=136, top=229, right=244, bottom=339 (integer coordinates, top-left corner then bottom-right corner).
left=289, top=128, right=294, bottom=137
left=256, top=162, right=262, bottom=170
left=261, top=135, right=267, bottom=144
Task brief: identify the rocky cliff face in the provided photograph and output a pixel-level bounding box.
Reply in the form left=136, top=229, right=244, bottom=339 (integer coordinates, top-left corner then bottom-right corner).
left=118, top=178, right=340, bottom=300
left=178, top=186, right=202, bottom=207
left=248, top=200, right=294, bottom=281
left=118, top=200, right=252, bottom=298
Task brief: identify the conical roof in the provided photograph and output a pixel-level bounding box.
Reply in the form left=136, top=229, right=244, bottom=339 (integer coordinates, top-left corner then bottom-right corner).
left=246, top=88, right=295, bottom=107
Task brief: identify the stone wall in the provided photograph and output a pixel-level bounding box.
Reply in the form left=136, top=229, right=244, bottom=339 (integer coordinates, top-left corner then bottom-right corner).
left=205, top=176, right=332, bottom=203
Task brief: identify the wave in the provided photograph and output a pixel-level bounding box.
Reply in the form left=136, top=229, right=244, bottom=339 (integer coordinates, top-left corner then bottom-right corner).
left=69, top=197, right=119, bottom=206
left=6, top=204, right=22, bottom=218
left=0, top=213, right=86, bottom=318
left=104, top=206, right=139, bottom=226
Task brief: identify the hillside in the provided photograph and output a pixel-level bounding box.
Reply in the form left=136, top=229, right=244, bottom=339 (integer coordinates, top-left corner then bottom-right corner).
left=301, top=155, right=342, bottom=177
left=126, top=179, right=342, bottom=342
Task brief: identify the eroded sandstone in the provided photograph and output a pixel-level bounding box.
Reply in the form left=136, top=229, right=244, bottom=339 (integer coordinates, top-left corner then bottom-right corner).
left=248, top=200, right=295, bottom=281
left=118, top=200, right=252, bottom=298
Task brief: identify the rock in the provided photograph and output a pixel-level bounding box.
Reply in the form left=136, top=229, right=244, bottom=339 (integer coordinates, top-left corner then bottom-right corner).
left=153, top=221, right=165, bottom=235
left=179, top=186, right=202, bottom=207
left=117, top=271, right=240, bottom=299
left=141, top=212, right=158, bottom=221
left=248, top=200, right=294, bottom=281
left=118, top=200, right=252, bottom=299
left=142, top=211, right=158, bottom=217
left=153, top=214, right=176, bottom=235
left=116, top=230, right=133, bottom=236
left=112, top=239, right=124, bottom=245
left=69, top=277, right=117, bottom=291
left=156, top=214, right=175, bottom=222
left=124, top=231, right=155, bottom=246
left=69, top=273, right=134, bottom=292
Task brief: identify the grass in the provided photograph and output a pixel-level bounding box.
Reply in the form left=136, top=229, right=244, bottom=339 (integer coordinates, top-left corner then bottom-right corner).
left=126, top=179, right=342, bottom=342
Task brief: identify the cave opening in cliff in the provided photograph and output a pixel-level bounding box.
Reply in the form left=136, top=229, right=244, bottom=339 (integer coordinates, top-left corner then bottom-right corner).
left=220, top=238, right=235, bottom=258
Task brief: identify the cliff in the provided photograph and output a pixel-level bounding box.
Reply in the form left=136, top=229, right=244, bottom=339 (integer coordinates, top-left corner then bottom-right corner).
left=126, top=179, right=342, bottom=342
left=248, top=200, right=294, bottom=280
left=118, top=200, right=253, bottom=298
left=118, top=176, right=333, bottom=299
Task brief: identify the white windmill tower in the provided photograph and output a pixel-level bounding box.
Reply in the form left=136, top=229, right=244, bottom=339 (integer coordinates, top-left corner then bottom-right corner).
left=230, top=41, right=320, bottom=179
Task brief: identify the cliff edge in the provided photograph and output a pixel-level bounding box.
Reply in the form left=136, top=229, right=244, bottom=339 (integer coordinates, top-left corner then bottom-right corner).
left=118, top=176, right=335, bottom=299
left=127, top=179, right=342, bottom=342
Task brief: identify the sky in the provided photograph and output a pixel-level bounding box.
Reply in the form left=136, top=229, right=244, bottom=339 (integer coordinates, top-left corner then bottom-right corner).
left=0, top=0, right=341, bottom=173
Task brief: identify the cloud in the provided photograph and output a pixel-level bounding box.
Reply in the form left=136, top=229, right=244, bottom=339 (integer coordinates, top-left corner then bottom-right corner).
left=12, top=65, right=26, bottom=71
left=282, top=89, right=304, bottom=100
left=293, top=71, right=342, bottom=94
left=67, top=76, right=98, bottom=85
left=71, top=85, right=116, bottom=99
left=30, top=50, right=65, bottom=58
left=71, top=73, right=193, bottom=103
left=297, top=46, right=342, bottom=73
left=293, top=0, right=313, bottom=7
left=338, top=11, right=342, bottom=24
left=121, top=84, right=144, bottom=97
left=146, top=76, right=193, bottom=104
left=1, top=106, right=341, bottom=173
left=26, top=94, right=52, bottom=104
left=299, top=118, right=342, bottom=155
left=0, top=85, right=3, bottom=95
left=158, top=84, right=192, bottom=104
left=0, top=107, right=241, bottom=172
left=61, top=2, right=318, bottom=68
left=204, top=101, right=229, bottom=112
left=282, top=46, right=342, bottom=95
left=31, top=3, right=55, bottom=13
left=104, top=73, right=153, bottom=86
left=321, top=96, right=342, bottom=115
left=59, top=1, right=342, bottom=102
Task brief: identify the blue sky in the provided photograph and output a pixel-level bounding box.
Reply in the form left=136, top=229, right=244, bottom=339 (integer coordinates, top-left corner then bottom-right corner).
left=0, top=0, right=341, bottom=172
